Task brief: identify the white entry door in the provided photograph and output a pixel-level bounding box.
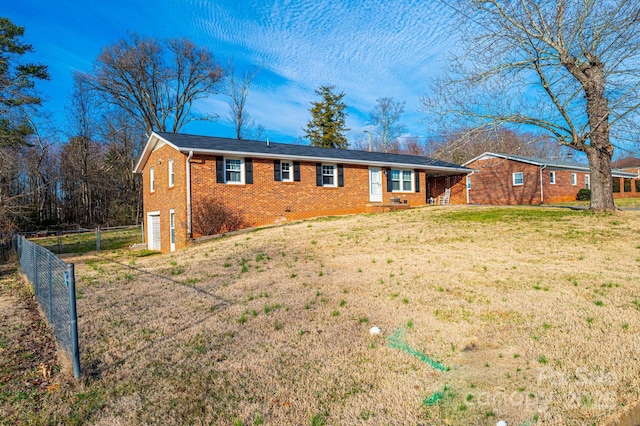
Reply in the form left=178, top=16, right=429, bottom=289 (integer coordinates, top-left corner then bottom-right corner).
left=369, top=167, right=383, bottom=202
left=148, top=212, right=161, bottom=251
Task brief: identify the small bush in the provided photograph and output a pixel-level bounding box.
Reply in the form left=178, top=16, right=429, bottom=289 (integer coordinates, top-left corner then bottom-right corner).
left=192, top=197, right=245, bottom=236
left=576, top=188, right=590, bottom=201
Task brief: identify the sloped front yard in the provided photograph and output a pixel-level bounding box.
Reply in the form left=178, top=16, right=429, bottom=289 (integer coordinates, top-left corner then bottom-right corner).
left=5, top=206, right=640, bottom=425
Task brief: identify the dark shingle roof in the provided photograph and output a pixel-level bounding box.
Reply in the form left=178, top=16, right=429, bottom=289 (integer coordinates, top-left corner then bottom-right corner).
left=153, top=132, right=469, bottom=173
left=611, top=157, right=640, bottom=169
left=464, top=152, right=637, bottom=178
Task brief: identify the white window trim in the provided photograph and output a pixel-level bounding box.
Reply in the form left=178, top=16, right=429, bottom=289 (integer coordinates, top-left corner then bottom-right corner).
left=391, top=169, right=414, bottom=193
left=169, top=209, right=176, bottom=252
left=225, top=157, right=245, bottom=184
left=322, top=164, right=337, bottom=187
left=280, top=161, right=293, bottom=182
left=150, top=166, right=155, bottom=192
left=585, top=174, right=590, bottom=189
left=549, top=171, right=556, bottom=184
left=571, top=173, right=577, bottom=186
left=512, top=172, right=524, bottom=186
left=168, top=159, right=174, bottom=187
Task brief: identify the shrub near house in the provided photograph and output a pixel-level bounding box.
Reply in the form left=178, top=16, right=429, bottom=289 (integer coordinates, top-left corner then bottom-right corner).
left=134, top=132, right=470, bottom=253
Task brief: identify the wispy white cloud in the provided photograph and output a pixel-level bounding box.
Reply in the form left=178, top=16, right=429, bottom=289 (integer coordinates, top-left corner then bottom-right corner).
left=187, top=0, right=460, bottom=142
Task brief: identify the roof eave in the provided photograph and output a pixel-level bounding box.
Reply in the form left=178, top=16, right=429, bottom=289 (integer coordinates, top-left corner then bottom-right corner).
left=177, top=147, right=470, bottom=174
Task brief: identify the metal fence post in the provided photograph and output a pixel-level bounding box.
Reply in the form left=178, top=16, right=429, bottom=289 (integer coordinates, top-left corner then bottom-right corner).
left=96, top=227, right=101, bottom=251
left=66, top=263, right=81, bottom=378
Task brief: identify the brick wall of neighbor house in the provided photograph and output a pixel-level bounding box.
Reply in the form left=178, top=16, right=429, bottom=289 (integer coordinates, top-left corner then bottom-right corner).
left=613, top=169, right=640, bottom=199
left=466, top=158, right=543, bottom=205
left=544, top=169, right=591, bottom=202
left=142, top=144, right=189, bottom=252
left=189, top=155, right=434, bottom=231
left=465, top=158, right=593, bottom=205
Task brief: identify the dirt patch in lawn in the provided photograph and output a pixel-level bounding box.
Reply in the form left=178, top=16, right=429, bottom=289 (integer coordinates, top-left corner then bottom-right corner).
left=9, top=206, right=640, bottom=425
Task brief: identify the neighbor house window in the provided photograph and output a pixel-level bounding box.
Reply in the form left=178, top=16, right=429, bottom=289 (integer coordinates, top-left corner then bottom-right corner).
left=322, top=164, right=336, bottom=186
left=391, top=169, right=413, bottom=192
left=281, top=161, right=293, bottom=182
left=571, top=173, right=577, bottom=185
left=168, top=159, right=174, bottom=187
left=150, top=167, right=155, bottom=192
left=512, top=172, right=524, bottom=186
left=225, top=158, right=243, bottom=184
left=549, top=171, right=556, bottom=184
left=585, top=174, right=590, bottom=190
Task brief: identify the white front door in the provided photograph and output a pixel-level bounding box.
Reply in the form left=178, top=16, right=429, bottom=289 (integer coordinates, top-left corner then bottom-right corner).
left=148, top=212, right=161, bottom=251
left=369, top=167, right=383, bottom=202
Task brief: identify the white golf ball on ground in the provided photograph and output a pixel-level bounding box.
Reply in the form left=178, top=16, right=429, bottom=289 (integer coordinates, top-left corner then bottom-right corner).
left=496, top=421, right=507, bottom=426
left=369, top=326, right=381, bottom=335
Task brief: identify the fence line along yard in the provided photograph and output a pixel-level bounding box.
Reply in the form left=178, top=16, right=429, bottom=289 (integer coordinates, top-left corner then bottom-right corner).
left=15, top=235, right=81, bottom=378
left=25, top=225, right=144, bottom=254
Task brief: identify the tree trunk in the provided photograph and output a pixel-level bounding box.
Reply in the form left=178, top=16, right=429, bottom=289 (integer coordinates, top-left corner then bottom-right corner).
left=585, top=146, right=615, bottom=212
left=582, top=64, right=616, bottom=213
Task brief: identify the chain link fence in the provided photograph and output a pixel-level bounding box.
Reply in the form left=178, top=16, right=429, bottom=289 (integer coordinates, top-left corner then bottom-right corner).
left=16, top=235, right=81, bottom=378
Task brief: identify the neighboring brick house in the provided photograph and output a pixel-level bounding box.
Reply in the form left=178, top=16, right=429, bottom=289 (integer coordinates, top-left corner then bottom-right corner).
left=134, top=132, right=470, bottom=252
left=463, top=152, right=637, bottom=205
left=611, top=156, right=640, bottom=198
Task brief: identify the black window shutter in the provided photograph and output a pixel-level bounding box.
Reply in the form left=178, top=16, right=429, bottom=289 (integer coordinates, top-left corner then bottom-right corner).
left=386, top=168, right=392, bottom=192
left=338, top=164, right=344, bottom=187
left=274, top=160, right=281, bottom=181
left=216, top=156, right=224, bottom=183
left=415, top=170, right=420, bottom=193
left=293, top=162, right=301, bottom=182
left=245, top=158, right=253, bottom=184
left=316, top=163, right=322, bottom=186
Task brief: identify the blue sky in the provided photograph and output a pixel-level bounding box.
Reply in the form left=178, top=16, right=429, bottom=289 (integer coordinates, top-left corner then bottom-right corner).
left=6, top=0, right=458, bottom=144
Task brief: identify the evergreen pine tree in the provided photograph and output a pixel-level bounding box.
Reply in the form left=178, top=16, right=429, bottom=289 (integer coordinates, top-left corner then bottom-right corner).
left=304, top=85, right=349, bottom=149
left=0, top=17, right=49, bottom=147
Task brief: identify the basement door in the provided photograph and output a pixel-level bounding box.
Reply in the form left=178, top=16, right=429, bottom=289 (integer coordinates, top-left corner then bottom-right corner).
left=369, top=167, right=383, bottom=202
left=148, top=212, right=161, bottom=251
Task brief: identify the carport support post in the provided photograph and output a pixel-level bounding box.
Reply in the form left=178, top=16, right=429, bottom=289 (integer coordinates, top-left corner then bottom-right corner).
left=66, top=263, right=81, bottom=378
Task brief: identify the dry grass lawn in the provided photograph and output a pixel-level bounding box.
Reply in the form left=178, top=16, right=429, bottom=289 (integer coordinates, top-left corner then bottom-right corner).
left=7, top=206, right=640, bottom=425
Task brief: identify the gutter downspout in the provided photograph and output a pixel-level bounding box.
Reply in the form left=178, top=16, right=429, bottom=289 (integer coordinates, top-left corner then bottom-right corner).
left=466, top=171, right=474, bottom=204
left=539, top=165, right=546, bottom=204
left=186, top=150, right=194, bottom=237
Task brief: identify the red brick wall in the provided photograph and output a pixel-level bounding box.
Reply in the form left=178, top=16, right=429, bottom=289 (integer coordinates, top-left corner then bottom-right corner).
left=190, top=156, right=432, bottom=231
left=142, top=144, right=189, bottom=252
left=545, top=169, right=590, bottom=203
left=613, top=175, right=640, bottom=199
left=141, top=146, right=469, bottom=251
left=466, top=158, right=592, bottom=205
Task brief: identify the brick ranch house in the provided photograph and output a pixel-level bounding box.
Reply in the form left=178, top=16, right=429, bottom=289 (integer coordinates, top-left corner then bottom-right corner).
left=611, top=156, right=640, bottom=198
left=463, top=152, right=638, bottom=205
left=134, top=132, right=470, bottom=252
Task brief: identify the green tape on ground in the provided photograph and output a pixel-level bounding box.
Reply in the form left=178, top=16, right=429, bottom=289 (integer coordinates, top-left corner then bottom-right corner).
left=423, top=391, right=444, bottom=406
left=387, top=327, right=447, bottom=371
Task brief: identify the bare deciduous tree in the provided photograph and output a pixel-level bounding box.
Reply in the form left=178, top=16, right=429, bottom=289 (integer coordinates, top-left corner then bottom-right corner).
left=369, top=97, right=406, bottom=152
left=78, top=34, right=224, bottom=135
left=225, top=58, right=263, bottom=140
left=428, top=128, right=566, bottom=165
left=421, top=0, right=640, bottom=212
